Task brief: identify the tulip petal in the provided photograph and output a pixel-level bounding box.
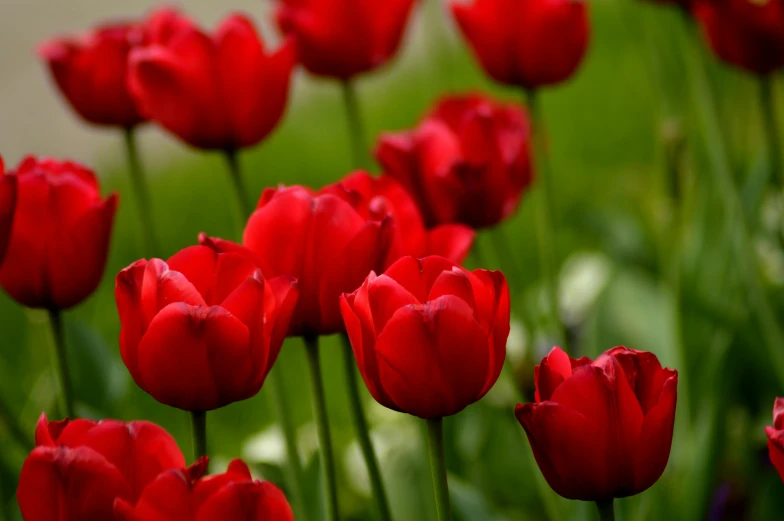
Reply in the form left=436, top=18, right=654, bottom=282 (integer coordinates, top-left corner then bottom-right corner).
left=196, top=481, right=294, bottom=521
left=383, top=256, right=457, bottom=303
left=425, top=224, right=475, bottom=264
left=632, top=373, right=677, bottom=495
left=367, top=273, right=419, bottom=333
left=535, top=347, right=573, bottom=403
left=115, top=468, right=195, bottom=521
left=166, top=245, right=219, bottom=303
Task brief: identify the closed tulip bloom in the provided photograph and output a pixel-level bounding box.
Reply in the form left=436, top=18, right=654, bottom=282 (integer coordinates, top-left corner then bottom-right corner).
left=693, top=0, right=784, bottom=75
left=765, top=397, right=784, bottom=482
left=17, top=413, right=185, bottom=521
left=115, top=458, right=293, bottom=521
left=276, top=0, right=416, bottom=79
left=0, top=159, right=17, bottom=265
left=452, top=0, right=590, bottom=89
left=39, top=21, right=146, bottom=128
left=322, top=171, right=475, bottom=269
left=128, top=10, right=295, bottom=150
left=376, top=94, right=534, bottom=229
left=340, top=255, right=510, bottom=419
left=516, top=346, right=678, bottom=501
left=0, top=156, right=117, bottom=310
left=115, top=244, right=299, bottom=411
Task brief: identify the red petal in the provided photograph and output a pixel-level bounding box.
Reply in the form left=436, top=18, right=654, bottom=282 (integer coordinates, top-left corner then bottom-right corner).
left=196, top=481, right=294, bottom=521
left=535, top=347, right=572, bottom=402
left=632, top=373, right=677, bottom=495
left=425, top=224, right=475, bottom=264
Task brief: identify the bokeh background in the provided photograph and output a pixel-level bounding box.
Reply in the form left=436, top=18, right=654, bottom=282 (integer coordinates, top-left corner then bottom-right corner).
left=1, top=0, right=784, bottom=519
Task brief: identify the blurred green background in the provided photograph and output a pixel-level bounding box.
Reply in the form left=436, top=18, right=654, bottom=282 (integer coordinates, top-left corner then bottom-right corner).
left=1, top=0, right=784, bottom=520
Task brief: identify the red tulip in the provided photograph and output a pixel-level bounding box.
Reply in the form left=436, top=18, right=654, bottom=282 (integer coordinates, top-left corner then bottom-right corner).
left=204, top=185, right=390, bottom=337
left=452, top=0, right=590, bottom=90
left=340, top=255, right=510, bottom=419
left=321, top=171, right=475, bottom=269
left=693, top=0, right=784, bottom=76
left=0, top=159, right=17, bottom=265
left=128, top=9, right=295, bottom=150
left=515, top=346, right=678, bottom=501
left=765, top=397, right=784, bottom=482
left=39, top=21, right=146, bottom=128
left=115, top=458, right=293, bottom=521
left=376, top=94, right=534, bottom=229
left=0, top=156, right=117, bottom=310
left=115, top=244, right=298, bottom=411
left=276, top=0, right=416, bottom=79
left=17, top=413, right=185, bottom=521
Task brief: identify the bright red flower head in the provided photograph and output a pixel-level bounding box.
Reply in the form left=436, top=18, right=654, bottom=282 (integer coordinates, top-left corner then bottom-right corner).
left=115, top=244, right=299, bottom=411
left=276, top=0, right=416, bottom=79
left=515, top=346, right=678, bottom=501
left=0, top=156, right=117, bottom=310
left=39, top=21, right=146, bottom=128
left=693, top=0, right=784, bottom=75
left=452, top=0, right=590, bottom=89
left=128, top=9, right=295, bottom=150
left=17, top=413, right=185, bottom=521
left=765, top=397, right=784, bottom=482
left=376, top=94, right=534, bottom=229
left=340, top=256, right=510, bottom=419
left=321, top=171, right=475, bottom=269
left=115, top=458, right=293, bottom=521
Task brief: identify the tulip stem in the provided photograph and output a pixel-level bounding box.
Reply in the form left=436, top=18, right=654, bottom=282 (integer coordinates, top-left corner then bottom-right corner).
left=304, top=335, right=341, bottom=521
left=341, top=80, right=368, bottom=170
left=525, top=90, right=569, bottom=353
left=759, top=76, right=781, bottom=189
left=191, top=410, right=207, bottom=461
left=47, top=309, right=74, bottom=418
left=596, top=499, right=615, bottom=521
left=426, top=417, right=452, bottom=521
left=224, top=149, right=252, bottom=225
left=341, top=334, right=393, bottom=521
left=123, top=127, right=161, bottom=257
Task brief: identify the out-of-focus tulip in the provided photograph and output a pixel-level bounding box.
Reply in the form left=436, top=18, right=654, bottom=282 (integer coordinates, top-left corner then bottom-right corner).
left=39, top=22, right=146, bottom=128
left=128, top=9, right=295, bottom=150
left=276, top=0, right=416, bottom=79
left=321, top=171, right=475, bottom=269
left=693, top=0, right=784, bottom=76
left=765, top=397, right=784, bottom=482
left=17, top=413, right=185, bottom=521
left=376, top=94, right=534, bottom=229
left=0, top=156, right=117, bottom=310
left=451, top=0, right=590, bottom=89
left=340, top=255, right=510, bottom=419
left=203, top=185, right=390, bottom=337
left=115, top=244, right=298, bottom=411
left=0, top=158, right=17, bottom=265
left=516, top=346, right=678, bottom=501
left=115, top=458, right=293, bottom=521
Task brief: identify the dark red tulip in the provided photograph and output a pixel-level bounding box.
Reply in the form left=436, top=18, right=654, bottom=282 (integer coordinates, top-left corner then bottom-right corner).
left=276, top=0, right=416, bottom=79
left=693, top=0, right=784, bottom=75
left=203, top=185, right=390, bottom=337
left=452, top=0, right=590, bottom=90
left=321, top=171, right=475, bottom=269
left=765, top=397, right=784, bottom=482
left=0, top=156, right=117, bottom=310
left=376, top=94, right=534, bottom=229
left=115, top=244, right=298, bottom=411
left=39, top=21, right=146, bottom=128
left=17, top=413, right=185, bottom=521
left=340, top=255, right=510, bottom=419
left=516, top=346, right=678, bottom=501
left=0, top=158, right=17, bottom=265
left=128, top=10, right=295, bottom=150
left=115, top=458, right=294, bottom=521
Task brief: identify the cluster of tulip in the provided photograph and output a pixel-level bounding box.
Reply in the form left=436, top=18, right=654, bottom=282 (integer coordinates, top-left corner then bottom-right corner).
left=1, top=0, right=783, bottom=519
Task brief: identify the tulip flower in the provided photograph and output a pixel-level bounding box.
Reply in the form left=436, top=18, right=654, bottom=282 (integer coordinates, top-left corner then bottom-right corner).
left=376, top=94, right=534, bottom=229
left=322, top=171, right=475, bottom=269
left=115, top=458, right=294, bottom=521
left=516, top=346, right=678, bottom=516
left=765, top=397, right=784, bottom=482
left=0, top=159, right=16, bottom=265
left=17, top=413, right=185, bottom=521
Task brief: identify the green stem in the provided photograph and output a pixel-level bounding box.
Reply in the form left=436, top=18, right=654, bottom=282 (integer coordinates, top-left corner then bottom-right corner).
left=304, top=335, right=340, bottom=521
left=341, top=80, right=368, bottom=170
left=760, top=76, right=781, bottom=189
left=426, top=417, right=452, bottom=521
left=341, top=335, right=393, bottom=521
left=123, top=128, right=161, bottom=257
left=191, top=410, right=207, bottom=462
left=48, top=309, right=73, bottom=418
left=224, top=149, right=252, bottom=227
left=596, top=499, right=616, bottom=521
left=525, top=90, right=570, bottom=353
